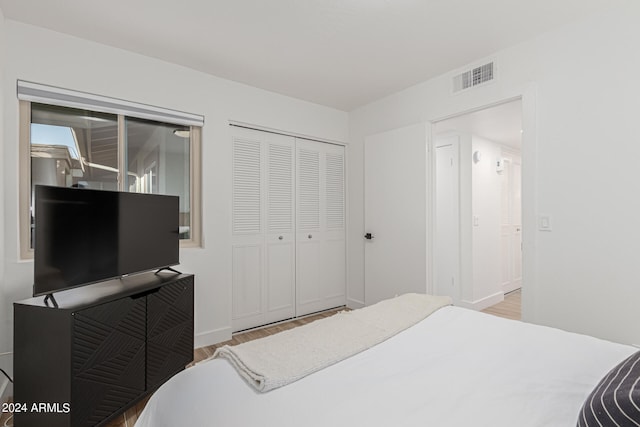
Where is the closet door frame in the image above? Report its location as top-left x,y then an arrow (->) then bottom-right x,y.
231,124 -> 348,330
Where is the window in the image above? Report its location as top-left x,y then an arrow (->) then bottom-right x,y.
19,85 -> 202,258
125,117 -> 193,240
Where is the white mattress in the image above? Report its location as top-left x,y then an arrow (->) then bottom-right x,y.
135,307 -> 635,427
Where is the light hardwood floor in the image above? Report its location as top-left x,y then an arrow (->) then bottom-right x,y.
1,293 -> 521,427
481,289 -> 522,321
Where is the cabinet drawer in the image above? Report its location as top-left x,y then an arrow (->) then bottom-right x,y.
146,277 -> 194,388
72,297 -> 146,426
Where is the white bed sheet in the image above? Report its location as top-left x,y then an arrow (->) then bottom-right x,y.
135,307 -> 635,427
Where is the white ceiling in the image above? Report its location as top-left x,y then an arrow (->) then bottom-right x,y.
0,0 -> 626,111
435,99 -> 522,149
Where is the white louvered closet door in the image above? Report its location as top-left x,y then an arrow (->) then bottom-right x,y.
296,139 -> 346,316
231,128 -> 296,332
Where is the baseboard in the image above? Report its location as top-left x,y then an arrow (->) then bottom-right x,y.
502,282 -> 522,294
346,298 -> 365,310
459,291 -> 504,311
194,327 -> 232,349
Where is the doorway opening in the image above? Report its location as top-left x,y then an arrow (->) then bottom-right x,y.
432,99 -> 522,319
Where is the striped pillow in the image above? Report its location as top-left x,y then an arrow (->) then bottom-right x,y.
577,351 -> 640,426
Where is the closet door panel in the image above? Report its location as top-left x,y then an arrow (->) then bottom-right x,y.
265,138 -> 296,323
266,239 -> 295,314
323,238 -> 346,300
296,237 -> 322,307
322,145 -> 346,308
232,128 -> 295,331
232,133 -> 264,331
325,149 -> 345,231
296,146 -> 321,231
296,140 -> 322,315
231,243 -> 263,330
296,140 -> 346,316
232,137 -> 262,236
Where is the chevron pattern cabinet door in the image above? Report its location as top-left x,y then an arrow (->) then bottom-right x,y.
14,272 -> 195,427
146,276 -> 194,389
72,297 -> 146,427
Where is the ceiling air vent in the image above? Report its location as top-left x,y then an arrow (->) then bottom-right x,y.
452,61 -> 495,93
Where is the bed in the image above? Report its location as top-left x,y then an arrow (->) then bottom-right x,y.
135,295 -> 639,427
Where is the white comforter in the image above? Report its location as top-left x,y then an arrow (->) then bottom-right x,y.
136,307 -> 635,427
213,293 -> 451,392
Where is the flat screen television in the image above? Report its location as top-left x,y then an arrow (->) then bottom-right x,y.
33,185 -> 180,297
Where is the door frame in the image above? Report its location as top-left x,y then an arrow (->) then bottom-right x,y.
228,123 -> 349,331
427,84 -> 537,321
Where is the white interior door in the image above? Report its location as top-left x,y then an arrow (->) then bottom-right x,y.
231,128 -> 296,331
264,136 -> 297,323
231,132 -> 263,331
296,139 -> 346,316
434,136 -> 460,302
500,152 -> 522,293
364,123 -> 428,306
512,160 -> 522,287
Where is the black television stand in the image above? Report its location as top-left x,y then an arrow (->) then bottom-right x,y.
14,271 -> 194,427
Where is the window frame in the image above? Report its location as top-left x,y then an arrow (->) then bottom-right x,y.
19,99 -> 202,260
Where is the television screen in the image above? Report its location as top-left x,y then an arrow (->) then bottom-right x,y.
34,185 -> 179,297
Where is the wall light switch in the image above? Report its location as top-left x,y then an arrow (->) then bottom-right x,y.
473,215 -> 479,226
538,215 -> 552,231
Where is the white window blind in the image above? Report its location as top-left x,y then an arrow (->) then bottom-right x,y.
17,80 -> 204,127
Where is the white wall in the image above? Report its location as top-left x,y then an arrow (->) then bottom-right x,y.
0,8 -> 6,348
349,2 -> 640,345
0,7 -> 12,399
1,20 -> 348,356
0,12 -> 4,318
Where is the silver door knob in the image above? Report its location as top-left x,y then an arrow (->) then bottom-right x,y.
278,236 -> 284,240
308,234 -> 313,239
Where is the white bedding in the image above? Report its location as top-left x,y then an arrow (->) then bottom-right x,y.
135,307 -> 635,427
213,293 -> 451,392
